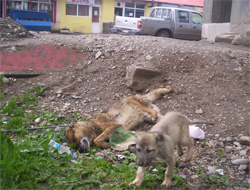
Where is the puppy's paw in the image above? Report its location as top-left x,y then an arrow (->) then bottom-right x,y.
161,178 -> 172,188
129,180 -> 142,187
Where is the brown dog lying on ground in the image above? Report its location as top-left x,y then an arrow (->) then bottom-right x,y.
65,87 -> 172,153
130,111 -> 214,187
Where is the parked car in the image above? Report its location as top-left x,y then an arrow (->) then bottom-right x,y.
112,7 -> 203,40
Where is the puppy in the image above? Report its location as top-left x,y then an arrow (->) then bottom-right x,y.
130,111 -> 214,187
65,87 -> 173,153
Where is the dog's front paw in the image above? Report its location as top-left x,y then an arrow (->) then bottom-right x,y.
161,178 -> 172,188
129,180 -> 142,187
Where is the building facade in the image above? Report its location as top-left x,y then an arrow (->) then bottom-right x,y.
1,0 -> 204,34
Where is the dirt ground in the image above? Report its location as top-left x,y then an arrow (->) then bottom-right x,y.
1,32 -> 250,189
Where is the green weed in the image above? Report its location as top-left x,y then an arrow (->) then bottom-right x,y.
201,174 -> 230,186
33,86 -> 47,96
218,151 -> 225,158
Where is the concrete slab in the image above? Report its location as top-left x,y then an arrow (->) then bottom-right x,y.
215,33 -> 237,44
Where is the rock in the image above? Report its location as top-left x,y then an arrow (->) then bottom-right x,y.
178,161 -> 187,168
191,175 -> 199,180
35,118 -> 41,123
95,51 -> 102,59
239,136 -> 250,146
95,152 -> 105,157
232,159 -> 249,165
54,127 -> 62,132
242,179 -> 250,185
125,65 -> 161,91
239,150 -> 247,156
195,108 -> 203,114
146,55 -> 152,61
238,164 -> 248,171
2,77 -> 9,84
207,166 -> 216,175
72,95 -> 83,99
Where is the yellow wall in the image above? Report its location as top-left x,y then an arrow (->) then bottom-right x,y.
60,0 -> 92,33
145,2 -> 158,17
102,0 -> 115,23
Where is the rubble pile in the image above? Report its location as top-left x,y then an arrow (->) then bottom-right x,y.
0,17 -> 33,42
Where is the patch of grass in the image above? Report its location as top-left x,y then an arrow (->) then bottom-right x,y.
201,174 -> 230,186
39,110 -> 65,125
33,86 -> 47,96
218,151 -> 225,158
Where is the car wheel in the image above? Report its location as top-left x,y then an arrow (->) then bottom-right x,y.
156,30 -> 170,38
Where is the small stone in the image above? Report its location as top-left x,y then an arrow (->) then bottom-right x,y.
215,134 -> 220,138
94,152 -> 105,157
225,146 -> 234,151
226,136 -> 233,142
195,108 -> 203,114
178,161 -> 187,168
207,166 -> 216,175
72,95 -> 83,99
238,164 -> 248,171
35,118 -> 41,123
54,127 -> 62,132
70,160 -> 78,164
2,77 -> 9,84
146,55 -> 152,61
191,175 -> 199,180
95,51 -> 102,59
239,150 -> 247,156
239,136 -> 250,146
232,159 -> 249,165
242,179 -> 250,185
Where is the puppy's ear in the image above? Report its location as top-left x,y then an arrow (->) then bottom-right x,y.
156,133 -> 164,142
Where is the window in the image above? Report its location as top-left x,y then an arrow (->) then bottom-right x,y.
66,4 -> 77,16
124,2 -> 144,18
178,11 -> 189,23
149,9 -> 155,17
192,12 -> 202,24
79,5 -> 89,16
6,0 -> 54,21
162,9 -> 172,19
155,9 -> 162,18
66,3 -> 89,16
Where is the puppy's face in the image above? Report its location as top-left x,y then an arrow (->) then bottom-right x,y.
135,132 -> 164,167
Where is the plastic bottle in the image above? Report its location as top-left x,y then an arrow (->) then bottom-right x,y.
49,140 -> 76,159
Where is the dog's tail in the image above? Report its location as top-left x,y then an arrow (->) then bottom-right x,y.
190,119 -> 215,126
142,87 -> 173,103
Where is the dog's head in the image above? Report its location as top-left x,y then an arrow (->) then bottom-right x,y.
135,132 -> 165,167
65,122 -> 92,153
77,137 -> 90,153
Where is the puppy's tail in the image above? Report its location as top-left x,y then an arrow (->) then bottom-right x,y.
143,87 -> 173,103
190,119 -> 215,126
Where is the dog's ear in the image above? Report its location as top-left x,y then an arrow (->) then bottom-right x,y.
156,133 -> 164,142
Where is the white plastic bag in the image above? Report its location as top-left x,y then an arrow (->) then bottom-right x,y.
189,125 -> 205,139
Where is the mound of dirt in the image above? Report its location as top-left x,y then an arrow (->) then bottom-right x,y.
0,17 -> 33,42
1,34 -> 249,189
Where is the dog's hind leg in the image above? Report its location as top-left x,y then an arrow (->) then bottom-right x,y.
142,87 -> 173,103
161,154 -> 176,187
184,138 -> 194,162
177,143 -> 184,156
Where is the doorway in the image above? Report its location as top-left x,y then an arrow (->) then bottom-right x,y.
91,6 -> 101,33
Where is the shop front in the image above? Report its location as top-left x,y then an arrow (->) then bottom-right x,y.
1,0 -> 153,33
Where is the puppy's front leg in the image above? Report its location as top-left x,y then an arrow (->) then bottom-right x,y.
129,166 -> 146,187
161,155 -> 176,187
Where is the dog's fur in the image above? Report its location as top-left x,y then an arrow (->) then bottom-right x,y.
65,87 -> 172,152
130,111 -> 214,187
